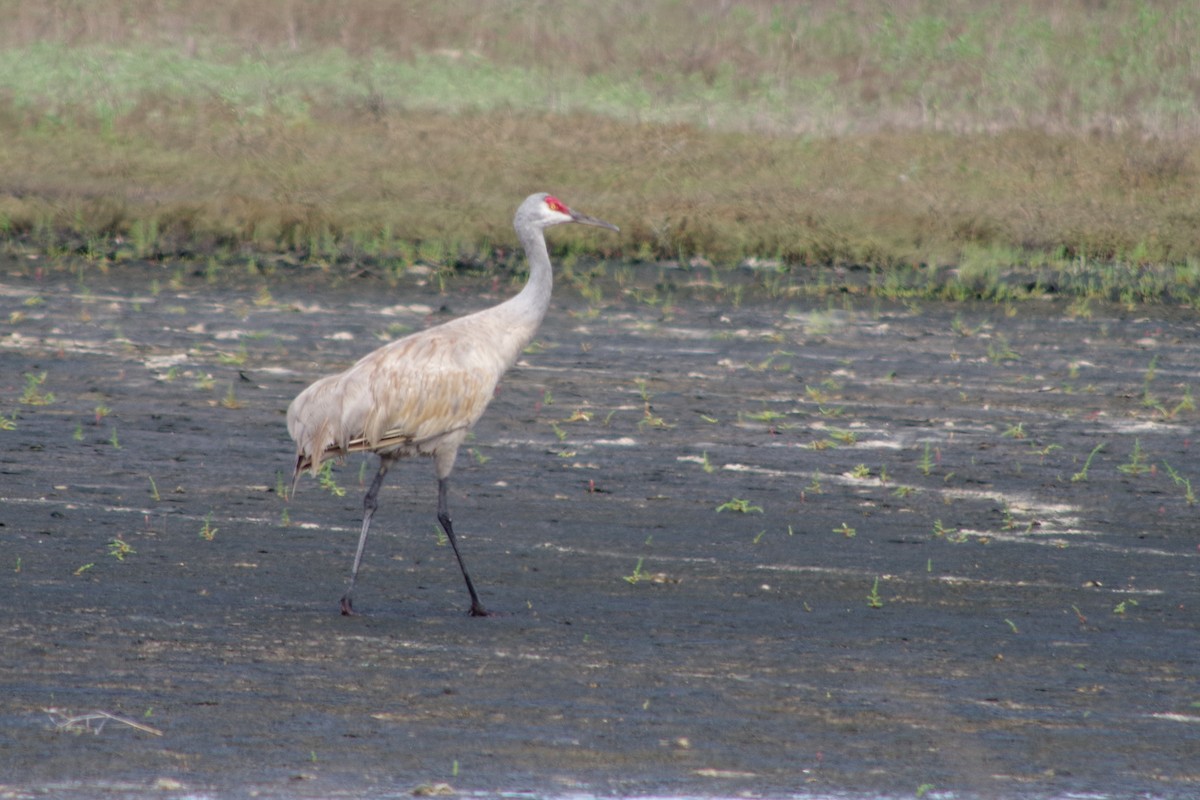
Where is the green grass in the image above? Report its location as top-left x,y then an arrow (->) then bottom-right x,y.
1,1 -> 1199,301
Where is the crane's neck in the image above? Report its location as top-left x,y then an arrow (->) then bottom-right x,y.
506,222 -> 554,330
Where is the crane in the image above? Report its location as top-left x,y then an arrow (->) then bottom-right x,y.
287,193 -> 619,616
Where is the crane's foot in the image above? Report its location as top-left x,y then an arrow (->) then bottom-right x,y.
468,602 -> 498,618
340,595 -> 359,616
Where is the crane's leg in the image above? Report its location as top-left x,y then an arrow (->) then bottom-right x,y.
437,477 -> 491,617
341,457 -> 392,616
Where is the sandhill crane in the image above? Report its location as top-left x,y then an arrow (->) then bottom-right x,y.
287,193 -> 618,616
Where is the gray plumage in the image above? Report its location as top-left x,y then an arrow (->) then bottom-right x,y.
287,193 -> 618,616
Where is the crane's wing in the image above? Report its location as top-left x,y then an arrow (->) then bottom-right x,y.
288,327 -> 503,477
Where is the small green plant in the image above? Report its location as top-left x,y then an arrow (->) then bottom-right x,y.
1162,461 -> 1196,505
987,334 -> 1020,363
108,426 -> 121,449
1002,422 -> 1026,439
1117,438 -> 1151,476
107,536 -> 135,561
849,464 -> 871,479
217,345 -> 248,366
72,422 -> 83,441
199,512 -> 218,541
0,412 -> 16,431
700,451 -> 715,473
1113,598 -> 1139,615
1140,354 -> 1159,408
932,519 -> 964,542
919,442 -> 935,476
827,428 -> 857,445
74,563 -> 95,576
148,476 -> 161,502
866,577 -> 884,608
1071,442 -> 1105,482
716,498 -> 763,514
623,557 -> 647,584
221,383 -> 241,409
832,522 -> 856,537
1004,618 -> 1019,633
317,461 -> 346,497
20,372 -> 55,405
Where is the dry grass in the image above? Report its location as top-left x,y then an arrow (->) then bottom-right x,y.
1,1 -> 1199,300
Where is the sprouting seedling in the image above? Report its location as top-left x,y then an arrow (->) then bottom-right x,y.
849,464 -> 871,479
1162,461 -> 1196,505
833,522 -> 856,537
1140,354 -> 1159,408
866,577 -> 883,608
0,412 -> 16,431
148,476 -> 161,502
109,426 -> 121,449
107,537 -> 135,561
471,448 -> 490,465
221,383 -> 241,409
919,442 -> 934,476
542,388 -> 554,406
72,422 -> 83,441
550,421 -> 567,441
199,512 -> 218,541
1071,442 -> 1105,482
623,557 -> 647,585
20,372 -> 55,405
1117,438 -> 1151,476
828,428 -> 857,445
1113,598 -> 1139,615
700,451 -> 715,473
1002,422 -> 1026,439
986,335 -> 1020,363
716,498 -> 763,514
93,404 -> 111,424
932,519 -> 963,542
1004,618 -> 1019,633
317,461 -> 345,497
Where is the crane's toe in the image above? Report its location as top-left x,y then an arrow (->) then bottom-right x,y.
340,595 -> 359,616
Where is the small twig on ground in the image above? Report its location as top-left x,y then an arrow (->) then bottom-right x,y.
45,707 -> 163,736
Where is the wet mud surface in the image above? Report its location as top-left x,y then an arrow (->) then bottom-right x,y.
1,261 -> 1198,799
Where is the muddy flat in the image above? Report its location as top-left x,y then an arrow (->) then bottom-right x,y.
1,260 -> 1197,799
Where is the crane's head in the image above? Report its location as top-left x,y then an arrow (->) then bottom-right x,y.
518,192 -> 619,233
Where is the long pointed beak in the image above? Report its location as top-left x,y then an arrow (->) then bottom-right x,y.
570,209 -> 620,233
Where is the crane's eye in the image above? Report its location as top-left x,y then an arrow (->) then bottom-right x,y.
545,196 -> 569,215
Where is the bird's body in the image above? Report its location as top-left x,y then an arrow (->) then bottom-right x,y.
287,193 -> 618,616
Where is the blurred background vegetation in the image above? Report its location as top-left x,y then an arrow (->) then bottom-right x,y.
0,1 -> 1198,299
